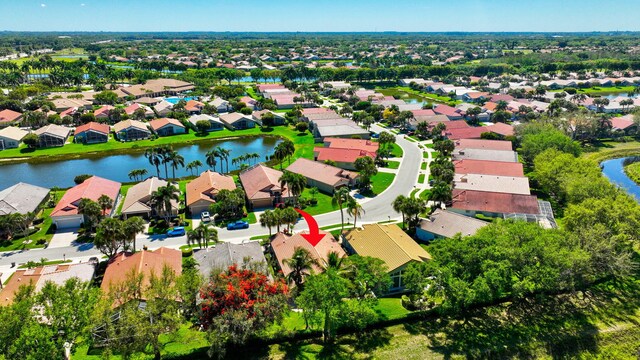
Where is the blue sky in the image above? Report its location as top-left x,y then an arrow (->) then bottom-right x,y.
1,0 -> 639,32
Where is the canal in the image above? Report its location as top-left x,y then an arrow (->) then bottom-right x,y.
0,137 -> 280,189
601,157 -> 640,201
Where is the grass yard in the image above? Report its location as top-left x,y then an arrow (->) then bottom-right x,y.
301,188 -> 338,215
0,207 -> 57,252
421,162 -> 427,170
418,174 -> 426,184
389,143 -> 404,158
370,172 -> 396,195
574,85 -> 637,95
423,151 -> 430,159
18,259 -> 72,269
0,125 -> 316,165
624,160 -> 640,185
583,140 -> 640,163
384,160 -> 400,169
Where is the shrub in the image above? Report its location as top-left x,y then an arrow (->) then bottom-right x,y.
182,248 -> 193,257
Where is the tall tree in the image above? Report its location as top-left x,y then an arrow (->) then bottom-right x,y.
283,246 -> 319,288
150,185 -> 180,221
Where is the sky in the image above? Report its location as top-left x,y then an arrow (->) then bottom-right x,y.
1,0 -> 639,33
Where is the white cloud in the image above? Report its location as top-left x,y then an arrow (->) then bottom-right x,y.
40,3 -> 46,7
81,3 -> 85,6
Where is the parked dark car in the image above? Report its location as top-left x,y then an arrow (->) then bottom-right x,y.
227,221 -> 249,230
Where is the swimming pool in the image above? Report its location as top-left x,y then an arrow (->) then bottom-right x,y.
165,96 -> 197,104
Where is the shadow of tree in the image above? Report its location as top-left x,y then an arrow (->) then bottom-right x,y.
402,279 -> 640,359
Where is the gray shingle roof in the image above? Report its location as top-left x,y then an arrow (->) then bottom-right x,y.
0,182 -> 50,215
192,242 -> 267,277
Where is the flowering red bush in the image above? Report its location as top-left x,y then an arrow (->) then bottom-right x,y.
199,265 -> 289,329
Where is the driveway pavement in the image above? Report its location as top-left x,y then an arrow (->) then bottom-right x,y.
47,228 -> 80,249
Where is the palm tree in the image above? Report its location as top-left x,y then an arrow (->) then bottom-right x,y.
346,198 -> 365,228
186,160 -> 203,176
331,187 -> 352,234
393,195 -> 408,227
123,217 -> 146,252
189,223 -> 218,249
260,210 -> 278,237
326,251 -> 347,272
283,246 -> 319,288
150,185 -> 180,221
187,229 -> 201,249
144,147 -> 162,178
205,148 -> 219,173
128,168 -> 148,182
158,145 -> 173,179
279,171 -> 307,206
97,194 -> 113,217
166,150 -> 185,180
218,147 -> 231,173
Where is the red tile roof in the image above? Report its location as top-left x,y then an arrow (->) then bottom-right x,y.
454,159 -> 524,177
302,107 -> 332,115
410,109 -> 436,117
51,176 -> 121,217
185,100 -> 205,112
148,118 -> 185,131
0,109 -> 22,123
489,94 -> 514,103
271,231 -> 346,277
94,105 -> 114,118
314,147 -> 375,163
443,121 -> 471,130
433,104 -> 462,118
75,122 -> 110,135
611,116 -> 635,130
487,123 -> 515,136
445,127 -> 486,140
257,84 -> 287,92
324,137 -> 379,153
450,189 -> 539,215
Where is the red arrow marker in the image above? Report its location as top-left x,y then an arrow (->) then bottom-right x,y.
294,208 -> 324,247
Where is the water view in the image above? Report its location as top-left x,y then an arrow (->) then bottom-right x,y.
601,157 -> 640,201
0,137 -> 280,189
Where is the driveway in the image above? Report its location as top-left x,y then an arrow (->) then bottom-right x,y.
47,228 -> 80,249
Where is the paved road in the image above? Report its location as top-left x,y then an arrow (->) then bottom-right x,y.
0,125 -> 420,266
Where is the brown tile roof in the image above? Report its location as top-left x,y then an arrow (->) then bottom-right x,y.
121,177 -> 178,215
270,231 -> 345,277
314,147 -> 374,163
100,247 -> 182,298
455,139 -> 513,151
454,159 -> 524,177
487,123 -> 515,136
239,164 -> 290,202
450,189 -> 539,215
323,138 -> 379,153
186,170 -> 236,207
343,224 -> 431,272
112,119 -> 150,133
286,158 -> 358,188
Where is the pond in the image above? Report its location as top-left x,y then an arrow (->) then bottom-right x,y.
0,137 -> 280,189
602,93 -> 638,100
601,157 -> 640,201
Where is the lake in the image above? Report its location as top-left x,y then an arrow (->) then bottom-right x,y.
601,157 -> 640,201
0,137 -> 280,189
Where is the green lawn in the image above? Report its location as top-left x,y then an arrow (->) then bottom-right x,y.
18,259 -> 71,269
384,160 -> 400,169
418,174 -> 426,184
574,85 -> 637,95
370,172 -> 396,195
301,188 -> 338,216
0,207 -> 57,252
423,151 -> 430,159
389,143 -> 403,158
583,140 -> 640,163
421,162 -> 427,170
0,125 -> 316,164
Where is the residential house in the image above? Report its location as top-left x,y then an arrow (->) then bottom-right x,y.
93,105 -> 114,121
239,164 -> 292,209
124,103 -> 154,118
450,189 -> 540,218
611,115 -> 637,135
252,110 -> 286,126
113,120 -> 151,141
118,79 -> 194,99
486,123 -> 515,137
454,159 -> 524,177
342,224 -> 431,292
186,170 -> 236,215
100,248 -> 181,303
407,114 -> 450,131
51,176 -> 121,229
417,209 -> 488,241
312,118 -> 370,140
462,92 -> 490,103
270,231 -> 345,279
153,100 -> 174,117
185,100 -> 205,115
0,182 -> 50,216
134,97 -> 162,107
209,97 -> 233,113
121,177 -> 179,219
35,124 -> 71,147
0,127 -> 28,149
149,118 -> 186,137
188,114 -> 224,132
50,98 -> 92,112
453,148 -> 519,163
193,242 -> 268,276
454,139 -> 513,151
433,104 -> 464,120
0,262 -> 96,306
454,173 -> 531,195
0,109 -> 23,127
219,112 -> 255,130
286,158 -> 359,194
313,148 -> 374,170
74,122 -> 110,144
